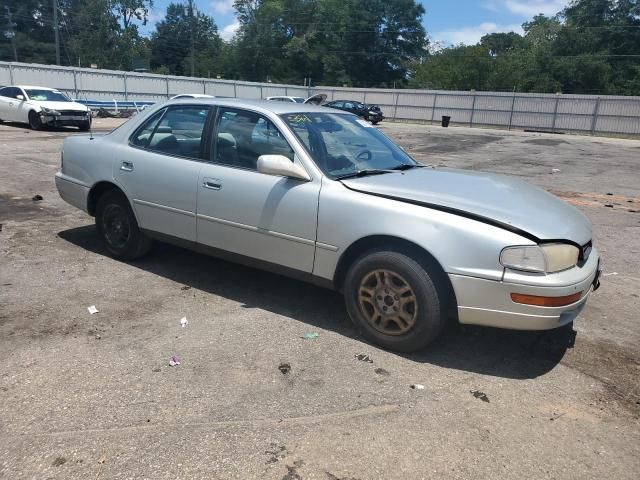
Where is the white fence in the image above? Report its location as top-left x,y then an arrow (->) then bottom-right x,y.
2,61 -> 639,137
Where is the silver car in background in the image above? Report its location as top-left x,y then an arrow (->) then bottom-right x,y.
55,99 -> 601,352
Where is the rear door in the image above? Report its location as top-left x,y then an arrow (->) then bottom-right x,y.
113,105 -> 211,242
0,87 -> 19,121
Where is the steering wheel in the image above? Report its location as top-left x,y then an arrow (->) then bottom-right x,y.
355,149 -> 372,165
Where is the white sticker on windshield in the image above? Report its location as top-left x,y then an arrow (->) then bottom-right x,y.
356,119 -> 374,128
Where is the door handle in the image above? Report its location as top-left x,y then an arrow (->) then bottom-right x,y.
120,161 -> 134,172
202,178 -> 222,190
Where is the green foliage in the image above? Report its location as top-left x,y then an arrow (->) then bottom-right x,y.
411,1 -> 640,95
1,0 -> 638,94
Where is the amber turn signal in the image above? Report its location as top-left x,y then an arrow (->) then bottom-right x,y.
510,291 -> 583,307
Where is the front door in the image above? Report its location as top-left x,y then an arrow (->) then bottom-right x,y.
196,107 -> 320,273
114,105 -> 211,242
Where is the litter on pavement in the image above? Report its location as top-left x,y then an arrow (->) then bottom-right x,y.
278,363 -> 291,375
169,355 -> 182,366
32,194 -> 43,201
302,332 -> 319,340
470,390 -> 490,403
87,305 -> 99,315
180,317 -> 188,327
355,353 -> 373,363
410,384 -> 425,390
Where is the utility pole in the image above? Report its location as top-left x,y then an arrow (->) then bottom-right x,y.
188,0 -> 195,77
52,0 -> 60,65
3,6 -> 18,62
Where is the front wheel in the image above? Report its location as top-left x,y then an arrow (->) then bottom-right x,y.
344,250 -> 446,352
28,111 -> 42,130
78,119 -> 91,131
95,189 -> 152,260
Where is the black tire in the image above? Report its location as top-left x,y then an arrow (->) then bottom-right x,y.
78,119 -> 91,131
95,189 -> 152,260
344,250 -> 446,352
371,120 -> 380,125
28,111 -> 42,130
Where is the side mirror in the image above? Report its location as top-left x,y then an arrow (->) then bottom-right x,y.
16,95 -> 24,101
257,155 -> 311,181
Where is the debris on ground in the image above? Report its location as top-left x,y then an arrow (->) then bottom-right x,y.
410,384 -> 425,390
180,286 -> 191,291
94,334 -> 101,340
551,168 -> 561,174
470,390 -> 490,403
32,194 -> 43,201
550,412 -> 566,421
605,204 -> 614,208
302,332 -> 319,340
374,368 -> 391,376
603,272 -> 618,276
169,355 -> 182,367
52,457 -> 67,467
355,353 -> 373,363
606,193 -> 613,196
152,367 -> 161,373
180,317 -> 188,328
97,454 -> 106,464
278,363 -> 291,375
87,305 -> 99,315
0,223 -> 3,232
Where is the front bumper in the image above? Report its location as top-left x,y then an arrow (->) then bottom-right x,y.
450,249 -> 601,330
41,113 -> 90,127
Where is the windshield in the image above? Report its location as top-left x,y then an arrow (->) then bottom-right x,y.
25,89 -> 71,102
281,112 -> 416,178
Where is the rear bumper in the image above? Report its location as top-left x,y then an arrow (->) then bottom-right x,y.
55,172 -> 89,213
449,252 -> 601,330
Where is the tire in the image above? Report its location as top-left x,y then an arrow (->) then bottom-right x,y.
28,111 -> 42,130
344,250 -> 446,352
78,119 -> 91,131
371,120 -> 380,125
95,189 -> 152,260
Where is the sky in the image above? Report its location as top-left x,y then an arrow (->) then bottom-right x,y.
143,0 -> 571,45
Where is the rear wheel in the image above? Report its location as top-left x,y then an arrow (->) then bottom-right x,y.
78,119 -> 91,131
95,189 -> 152,260
344,250 -> 446,352
28,111 -> 42,130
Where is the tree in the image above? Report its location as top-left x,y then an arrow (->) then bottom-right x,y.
150,2 -> 222,77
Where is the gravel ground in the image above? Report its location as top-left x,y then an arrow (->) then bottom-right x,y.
1,117 -> 639,480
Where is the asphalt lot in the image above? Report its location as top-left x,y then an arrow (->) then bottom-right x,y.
1,117 -> 639,479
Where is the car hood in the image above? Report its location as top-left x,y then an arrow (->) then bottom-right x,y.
31,100 -> 88,112
341,167 -> 592,245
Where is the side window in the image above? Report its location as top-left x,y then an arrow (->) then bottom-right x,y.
130,110 -> 165,148
344,102 -> 354,109
147,106 -> 210,159
0,87 -> 8,98
213,108 -> 294,170
331,101 -> 343,108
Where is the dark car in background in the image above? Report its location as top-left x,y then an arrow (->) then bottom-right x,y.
324,100 -> 384,124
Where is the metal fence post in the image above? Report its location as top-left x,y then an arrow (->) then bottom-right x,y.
430,93 -> 438,124
72,68 -> 78,99
590,98 -> 601,136
202,79 -> 206,94
8,63 -> 14,84
551,94 -> 560,133
508,92 -> 516,131
260,84 -> 264,99
363,90 -> 367,105
469,92 -> 477,127
123,72 -> 128,101
165,76 -> 170,99
233,81 -> 237,98
393,91 -> 399,120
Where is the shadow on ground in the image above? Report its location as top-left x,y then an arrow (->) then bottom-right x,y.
59,225 -> 574,380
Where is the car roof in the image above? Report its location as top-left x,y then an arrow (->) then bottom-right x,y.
166,97 -> 351,115
15,85 -> 58,90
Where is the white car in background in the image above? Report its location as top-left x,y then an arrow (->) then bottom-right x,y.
170,94 -> 216,100
0,85 -> 91,130
267,94 -> 327,104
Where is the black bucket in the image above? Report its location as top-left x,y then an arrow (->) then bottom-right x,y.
441,116 -> 451,127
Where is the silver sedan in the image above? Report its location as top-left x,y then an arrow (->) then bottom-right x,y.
55,99 -> 601,352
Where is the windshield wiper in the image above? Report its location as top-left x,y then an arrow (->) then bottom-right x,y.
334,169 -> 397,180
391,164 -> 424,171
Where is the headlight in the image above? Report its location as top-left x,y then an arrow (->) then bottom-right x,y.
500,243 -> 579,273
41,107 -> 61,116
